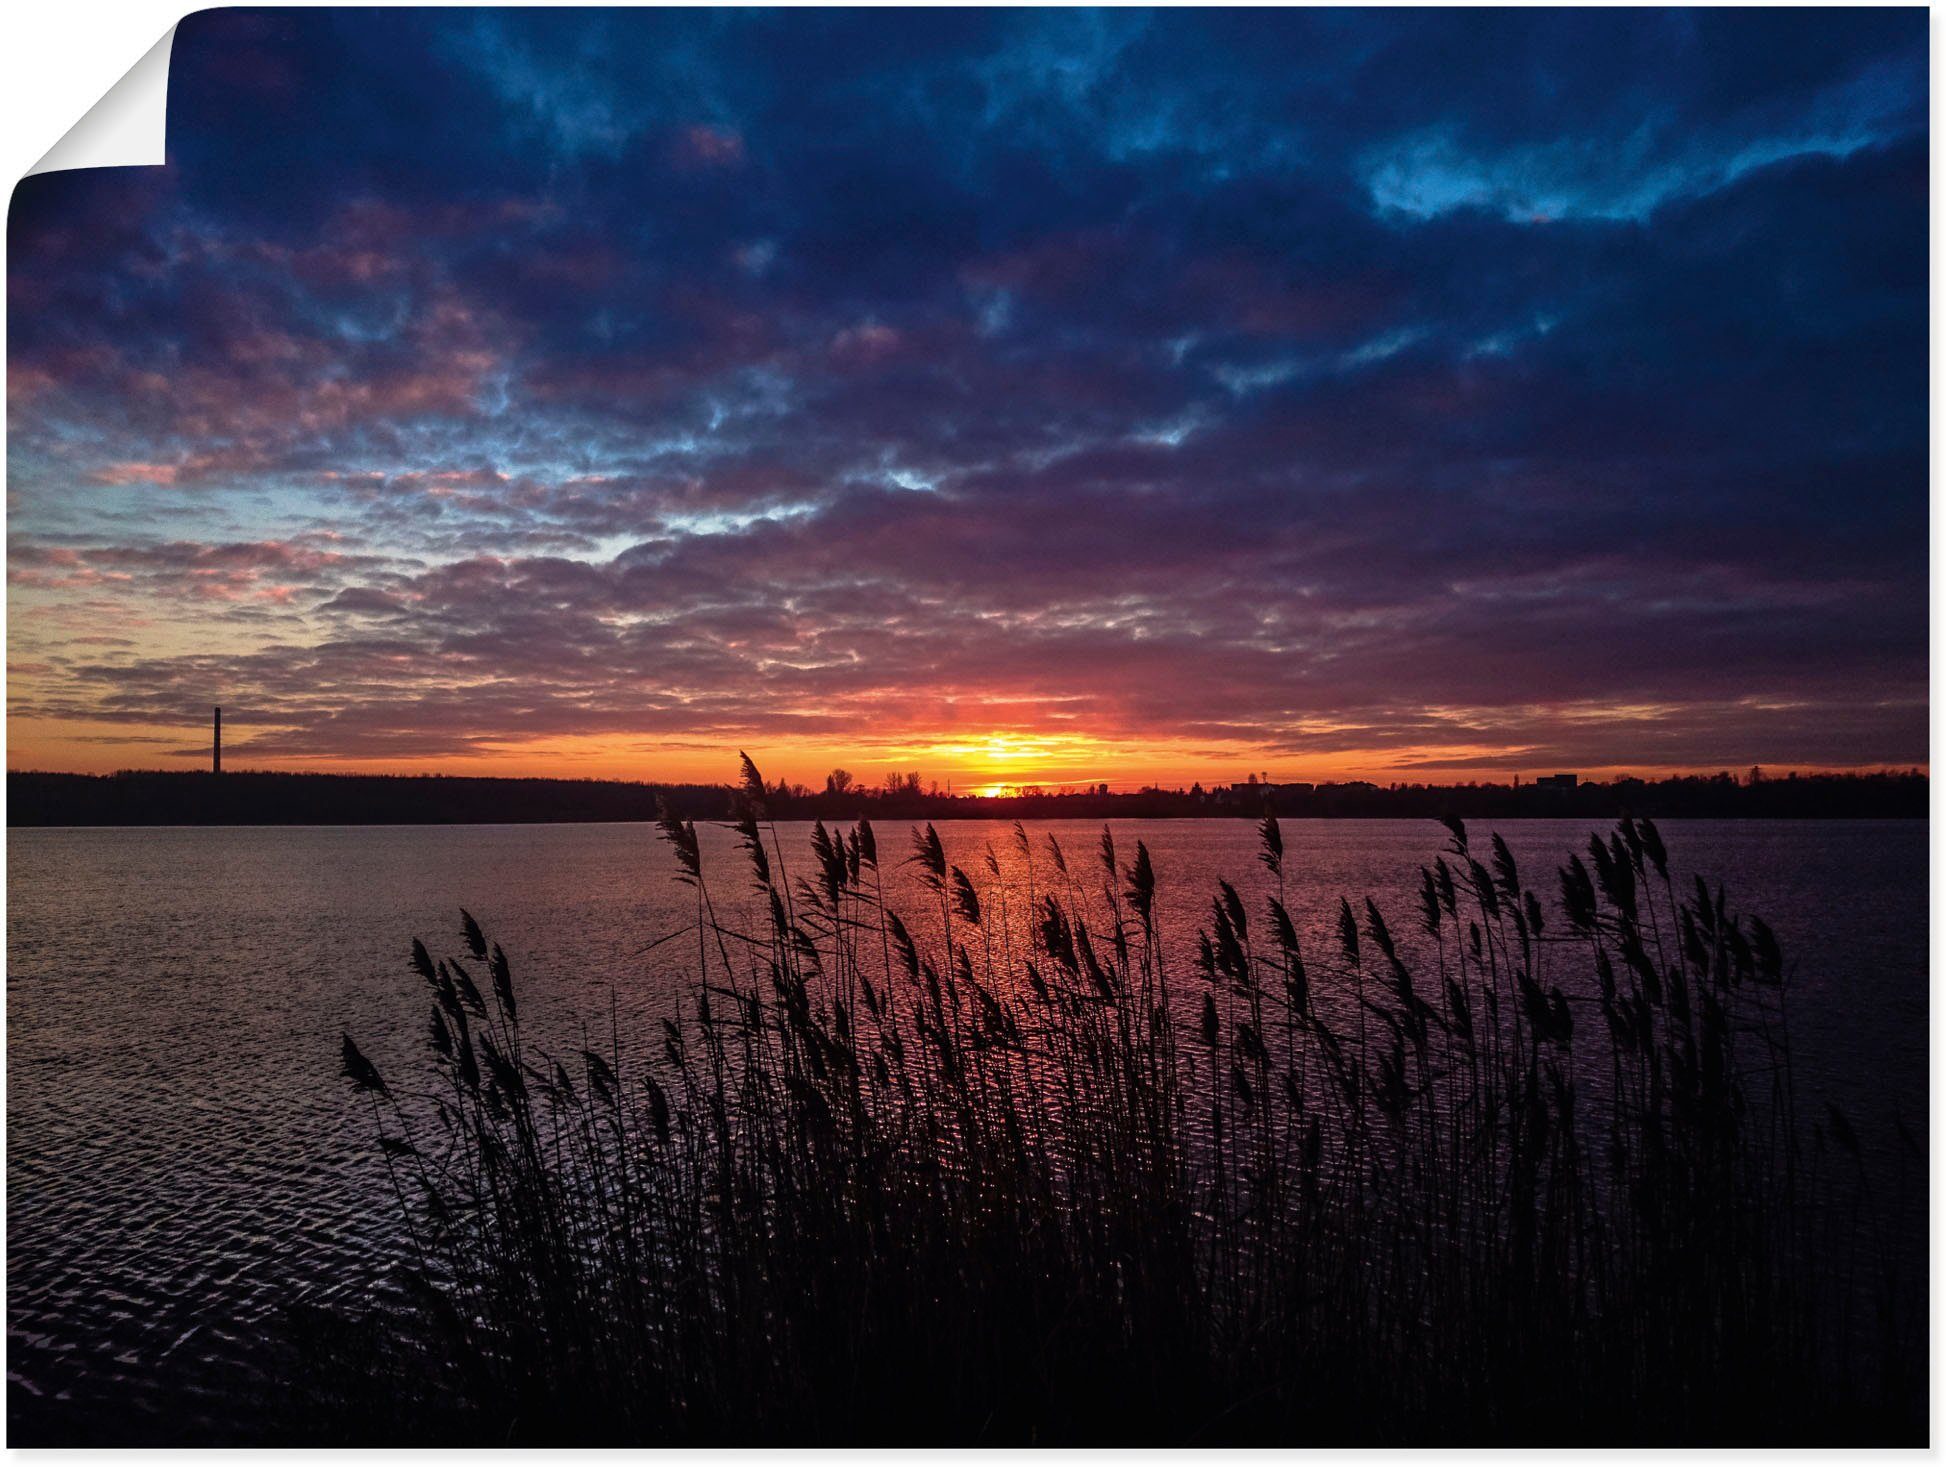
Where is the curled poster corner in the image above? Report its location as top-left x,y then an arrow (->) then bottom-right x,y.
26,25 -> 178,177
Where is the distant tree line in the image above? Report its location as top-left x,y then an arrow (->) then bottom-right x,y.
6,765 -> 1926,827
762,766 -> 1929,821
6,771 -> 730,827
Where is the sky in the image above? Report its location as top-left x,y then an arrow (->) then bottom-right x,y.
6,8 -> 1929,792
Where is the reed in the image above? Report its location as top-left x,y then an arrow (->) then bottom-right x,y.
312,759 -> 1922,1445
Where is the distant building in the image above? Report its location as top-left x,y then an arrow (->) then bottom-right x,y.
1533,773 -> 1578,790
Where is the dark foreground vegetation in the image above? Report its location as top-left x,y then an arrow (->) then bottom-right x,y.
301,756 -> 1925,1445
9,765 -> 1926,827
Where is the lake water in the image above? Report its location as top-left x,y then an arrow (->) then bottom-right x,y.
7,817 -> 1928,1441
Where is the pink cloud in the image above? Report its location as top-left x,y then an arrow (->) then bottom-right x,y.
93,462 -> 181,486
671,124 -> 746,169
830,322 -> 905,367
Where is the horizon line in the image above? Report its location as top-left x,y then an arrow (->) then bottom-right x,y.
8,763 -> 1930,792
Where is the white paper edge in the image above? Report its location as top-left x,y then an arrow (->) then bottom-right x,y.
26,24 -> 177,177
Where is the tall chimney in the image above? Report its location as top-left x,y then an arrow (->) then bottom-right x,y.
213,706 -> 222,775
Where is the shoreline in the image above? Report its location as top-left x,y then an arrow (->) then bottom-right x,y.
8,767 -> 1929,827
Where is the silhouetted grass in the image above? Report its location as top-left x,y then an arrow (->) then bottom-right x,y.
313,759 -> 1923,1445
